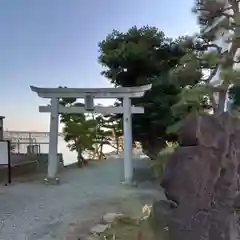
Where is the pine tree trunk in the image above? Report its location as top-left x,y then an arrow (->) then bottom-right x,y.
77,150 -> 85,167
217,90 -> 227,114
116,136 -> 120,154
142,140 -> 166,160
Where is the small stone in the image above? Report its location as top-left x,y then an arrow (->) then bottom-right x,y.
84,236 -> 99,240
90,224 -> 109,235
102,213 -> 124,223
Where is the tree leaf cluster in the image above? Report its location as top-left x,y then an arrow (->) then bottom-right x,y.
174,0 -> 240,114
99,26 -> 186,87
59,98 -> 122,162
98,26 -> 202,159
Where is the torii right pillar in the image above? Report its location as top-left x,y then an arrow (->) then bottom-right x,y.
123,97 -> 133,184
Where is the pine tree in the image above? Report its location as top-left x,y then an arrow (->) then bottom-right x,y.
171,0 -> 240,118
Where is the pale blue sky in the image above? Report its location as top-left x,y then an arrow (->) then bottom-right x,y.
0,0 -> 198,131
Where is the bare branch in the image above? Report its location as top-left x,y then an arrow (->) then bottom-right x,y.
224,6 -> 235,11
204,43 -> 222,54
217,89 -> 228,114
207,84 -> 229,92
229,39 -> 239,60
221,12 -> 234,18
196,6 -> 233,12
207,67 -> 219,83
197,2 -> 234,26
229,0 -> 240,12
209,93 -> 218,112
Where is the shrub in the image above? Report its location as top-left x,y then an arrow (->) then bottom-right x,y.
152,142 -> 178,179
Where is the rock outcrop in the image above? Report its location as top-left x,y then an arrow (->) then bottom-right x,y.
159,113 -> 240,240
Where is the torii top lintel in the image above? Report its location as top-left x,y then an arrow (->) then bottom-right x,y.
30,84 -> 152,99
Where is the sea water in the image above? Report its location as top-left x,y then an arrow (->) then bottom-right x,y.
16,136 -> 116,166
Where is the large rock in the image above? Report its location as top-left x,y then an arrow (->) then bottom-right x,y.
160,113 -> 240,240
90,224 -> 109,235
150,200 -> 178,240
178,114 -> 199,146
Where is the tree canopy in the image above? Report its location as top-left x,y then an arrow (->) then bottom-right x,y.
98,26 -> 199,159
61,2 -> 240,160
59,98 -> 122,165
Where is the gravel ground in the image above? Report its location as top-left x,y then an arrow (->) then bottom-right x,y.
0,158 -> 165,240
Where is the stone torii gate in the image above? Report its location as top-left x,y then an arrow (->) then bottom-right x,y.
30,84 -> 151,184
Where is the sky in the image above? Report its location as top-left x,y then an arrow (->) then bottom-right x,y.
0,0 -> 198,132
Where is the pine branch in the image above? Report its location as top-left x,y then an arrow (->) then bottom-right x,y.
229,0 -> 240,12
204,43 -> 222,53
207,67 -> 219,83
209,92 -> 218,112
197,6 -> 233,17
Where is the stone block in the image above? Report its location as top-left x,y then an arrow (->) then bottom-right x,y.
90,224 -> 109,235
102,213 -> 124,224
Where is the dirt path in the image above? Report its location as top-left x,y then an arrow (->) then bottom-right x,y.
0,158 -> 165,240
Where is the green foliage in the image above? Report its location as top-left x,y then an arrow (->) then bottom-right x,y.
59,98 -> 119,161
152,142 -> 178,179
98,26 -> 197,159
98,26 -> 187,87
60,101 -> 95,161
221,68 -> 240,85
186,0 -> 240,115
171,85 -> 211,112
131,75 -> 181,158
169,35 -> 234,115
166,84 -> 211,133
101,114 -> 123,153
193,0 -> 228,27
229,86 -> 240,107
62,115 -> 95,152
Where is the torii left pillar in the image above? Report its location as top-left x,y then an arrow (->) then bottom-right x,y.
44,97 -> 59,185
